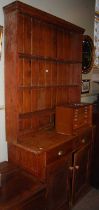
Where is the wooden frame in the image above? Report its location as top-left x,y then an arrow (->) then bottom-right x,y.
82,35 -> 94,74
81,79 -> 90,94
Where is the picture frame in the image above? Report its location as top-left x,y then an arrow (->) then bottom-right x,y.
81,79 -> 90,94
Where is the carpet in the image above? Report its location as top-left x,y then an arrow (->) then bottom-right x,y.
72,188 -> 99,210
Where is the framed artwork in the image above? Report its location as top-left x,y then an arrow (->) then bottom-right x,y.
81,80 -> 90,94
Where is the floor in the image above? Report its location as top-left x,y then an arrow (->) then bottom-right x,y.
72,188 -> 99,210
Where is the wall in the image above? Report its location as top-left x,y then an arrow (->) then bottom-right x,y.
0,0 -> 95,162
81,0 -> 99,103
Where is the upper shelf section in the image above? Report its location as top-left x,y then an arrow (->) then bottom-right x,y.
4,9 -> 83,61
3,1 -> 85,34
4,1 -> 85,141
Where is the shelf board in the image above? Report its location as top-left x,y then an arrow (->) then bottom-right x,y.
19,108 -> 55,119
18,84 -> 80,89
18,53 -> 82,64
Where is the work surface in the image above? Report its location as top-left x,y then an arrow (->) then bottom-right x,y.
17,129 -> 77,153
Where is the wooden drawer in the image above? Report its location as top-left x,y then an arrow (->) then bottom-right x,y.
79,128 -> 92,144
73,127 -> 92,150
56,104 -> 92,135
46,138 -> 75,165
8,134 -> 77,180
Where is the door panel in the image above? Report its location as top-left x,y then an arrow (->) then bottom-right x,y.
46,156 -> 71,210
72,144 -> 90,204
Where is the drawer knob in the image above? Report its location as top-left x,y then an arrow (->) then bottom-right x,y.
75,165 -> 79,170
58,150 -> 64,156
69,166 -> 74,171
82,139 -> 85,143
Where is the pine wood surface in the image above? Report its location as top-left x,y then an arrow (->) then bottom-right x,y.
0,162 -> 45,210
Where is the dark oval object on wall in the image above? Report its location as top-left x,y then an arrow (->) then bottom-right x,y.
82,35 -> 94,74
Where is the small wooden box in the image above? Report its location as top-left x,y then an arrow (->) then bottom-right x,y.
55,103 -> 92,135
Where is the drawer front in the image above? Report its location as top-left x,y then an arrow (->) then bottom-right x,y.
79,128 -> 92,145
73,106 -> 92,130
73,128 -> 92,149
46,139 -> 74,164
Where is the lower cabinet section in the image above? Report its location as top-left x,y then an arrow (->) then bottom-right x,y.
7,127 -> 93,210
46,155 -> 72,210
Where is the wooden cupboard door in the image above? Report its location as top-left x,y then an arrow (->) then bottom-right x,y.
46,156 -> 71,210
72,144 -> 90,204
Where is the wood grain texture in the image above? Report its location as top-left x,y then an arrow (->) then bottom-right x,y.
0,162 -> 45,210
3,2 -> 93,210
4,1 -> 84,142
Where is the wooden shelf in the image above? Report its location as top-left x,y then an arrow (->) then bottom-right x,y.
18,84 -> 80,89
4,0 -> 83,141
19,52 -> 82,64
